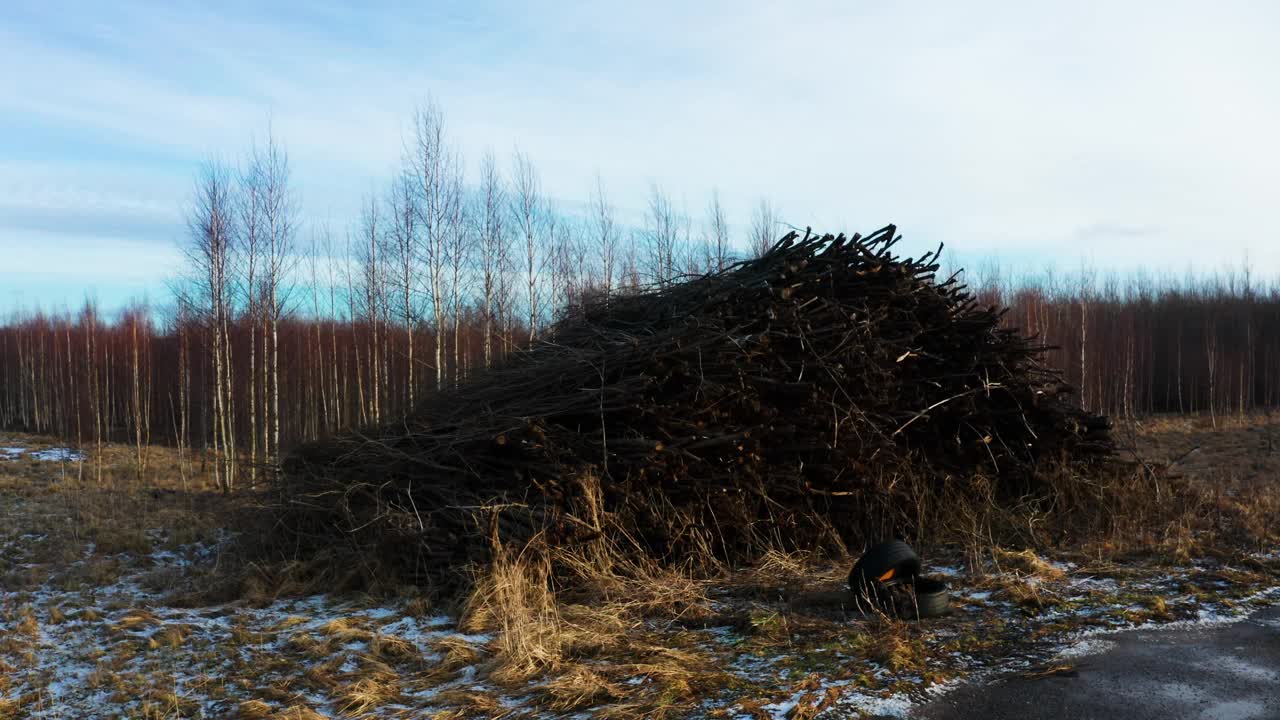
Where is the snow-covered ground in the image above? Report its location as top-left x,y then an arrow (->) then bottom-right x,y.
2,435 -> 1278,718
0,526 -> 514,718
1,445 -> 83,462
3,515 -> 1277,719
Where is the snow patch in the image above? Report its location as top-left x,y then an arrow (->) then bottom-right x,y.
30,448 -> 83,462
0,446 -> 83,462
1056,638 -> 1117,659
0,521 -> 515,719
761,694 -> 800,719
930,565 -> 963,578
842,692 -> 915,718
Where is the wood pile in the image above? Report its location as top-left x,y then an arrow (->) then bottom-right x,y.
275,226 -> 1113,593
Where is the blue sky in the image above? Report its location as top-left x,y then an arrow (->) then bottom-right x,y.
3,0 -> 1278,313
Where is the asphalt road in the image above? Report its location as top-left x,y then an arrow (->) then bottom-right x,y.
914,606 -> 1280,720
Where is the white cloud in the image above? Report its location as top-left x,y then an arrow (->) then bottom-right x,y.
1,0 -> 1278,311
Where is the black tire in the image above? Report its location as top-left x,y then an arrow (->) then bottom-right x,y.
848,540 -> 922,592
906,576 -> 950,618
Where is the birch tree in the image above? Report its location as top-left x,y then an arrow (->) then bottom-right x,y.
411,101 -> 457,390
183,160 -> 237,492
387,171 -> 418,410
511,149 -> 545,343
306,229 -> 331,434
643,183 -> 679,284
256,131 -> 296,464
476,151 -> 507,368
237,146 -> 264,478
705,189 -> 731,272
547,212 -> 571,316
356,195 -> 384,424
590,173 -> 619,297
748,198 -> 779,258
445,164 -> 470,385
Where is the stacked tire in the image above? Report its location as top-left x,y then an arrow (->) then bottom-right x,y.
848,540 -> 950,619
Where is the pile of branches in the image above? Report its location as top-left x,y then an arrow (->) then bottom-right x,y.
276,226 -> 1112,593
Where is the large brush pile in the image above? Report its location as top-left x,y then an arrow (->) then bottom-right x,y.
277,226 -> 1112,593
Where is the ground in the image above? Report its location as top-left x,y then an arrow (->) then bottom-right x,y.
0,416 -> 1277,719
917,605 -> 1280,720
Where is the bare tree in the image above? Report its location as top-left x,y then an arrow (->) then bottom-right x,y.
476,151 -> 508,368
387,171 -> 418,411
341,231 -> 367,426
748,198 -> 779,258
512,149 -> 545,343
1206,313 -> 1218,429
127,304 -> 151,480
175,294 -> 192,487
445,163 -> 471,386
411,101 -> 458,390
566,216 -> 589,307
256,130 -> 296,464
643,183 -> 679,284
237,146 -> 265,479
82,301 -> 102,483
546,212 -> 571,315
183,159 -> 238,492
1076,263 -> 1096,412
494,216 -> 519,358
306,229 -> 330,435
622,229 -> 641,292
590,173 -> 619,297
678,204 -> 698,276
705,189 -> 731,272
356,195 -> 385,424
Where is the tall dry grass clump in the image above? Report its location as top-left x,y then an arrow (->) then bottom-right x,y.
463,537 -> 564,683
447,474 -> 729,716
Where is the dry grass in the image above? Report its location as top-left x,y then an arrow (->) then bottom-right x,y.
436,415 -> 1280,716
3,414 -> 1279,719
458,511 -> 735,717
462,539 -> 567,683
536,666 -> 625,710
992,548 -> 1066,580
1132,412 -> 1280,493
0,433 -> 247,608
15,607 -> 40,638
337,670 -> 400,716
368,633 -> 417,663
426,690 -> 502,718
269,706 -> 328,720
867,627 -> 929,673
460,473 -> 715,705
318,617 -> 373,643
428,635 -> 482,679
237,699 -> 274,719
1020,663 -> 1076,680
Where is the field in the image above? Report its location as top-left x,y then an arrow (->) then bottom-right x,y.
1,417 -> 1279,719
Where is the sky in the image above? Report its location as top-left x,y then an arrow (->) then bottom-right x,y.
2,0 -> 1278,313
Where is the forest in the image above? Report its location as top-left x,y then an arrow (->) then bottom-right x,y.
2,102 -> 1278,489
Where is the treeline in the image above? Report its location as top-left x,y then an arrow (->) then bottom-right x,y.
2,99 -> 1278,486
0,100 -> 782,489
6,263 -> 1280,479
987,274 -> 1280,423
0,303 -> 516,483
